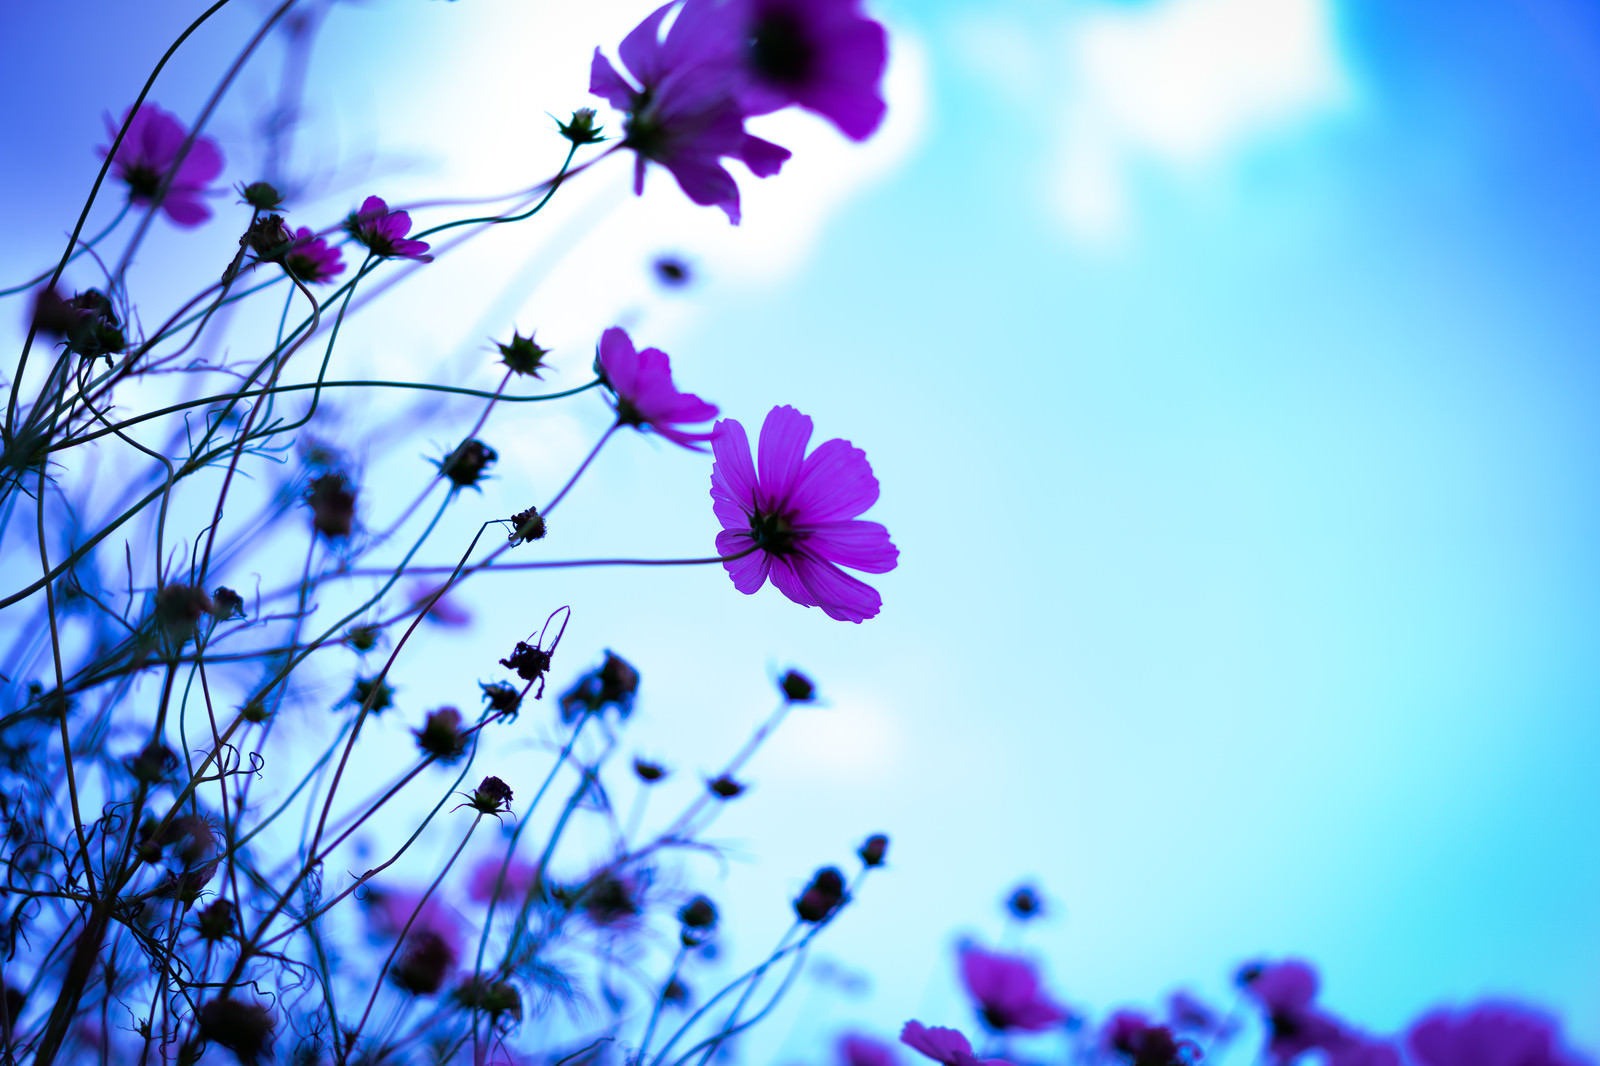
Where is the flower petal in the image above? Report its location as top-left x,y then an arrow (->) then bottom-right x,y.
789,436 -> 879,521
598,327 -> 640,397
803,520 -> 897,574
618,1 -> 676,84
793,555 -> 882,622
757,405 -> 812,508
716,530 -> 769,594
710,418 -> 758,508
767,555 -> 819,608
589,50 -> 637,111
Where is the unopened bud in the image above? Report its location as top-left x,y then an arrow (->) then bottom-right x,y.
793,866 -> 848,924
778,669 -> 815,703
857,834 -> 888,868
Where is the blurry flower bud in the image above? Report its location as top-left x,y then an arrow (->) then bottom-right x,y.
496,331 -> 552,378
155,584 -> 215,642
1006,885 -> 1043,921
707,774 -> 745,800
500,640 -> 553,683
31,286 -> 76,339
240,698 -> 272,724
414,707 -> 467,762
392,929 -> 456,995
454,976 -> 522,1021
43,288 -> 126,362
507,505 -> 548,545
480,681 -> 522,718
599,652 -> 639,705
346,676 -> 394,714
633,757 -> 667,783
1234,962 -> 1265,988
778,669 -> 816,703
198,997 -> 274,1065
125,741 -> 178,785
306,472 -> 356,538
558,108 -> 605,146
437,438 -> 497,489
793,866 -> 848,924
678,894 -> 718,945
579,869 -> 644,926
653,255 -> 691,287
662,977 -> 689,1007
243,213 -> 294,261
210,586 -> 246,621
857,834 -> 888,868
345,623 -> 380,652
238,181 -> 284,210
467,776 -> 514,815
163,814 -> 217,866
196,898 -> 236,942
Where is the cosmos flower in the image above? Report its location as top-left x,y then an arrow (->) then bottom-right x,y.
709,405 -> 898,623
735,0 -> 889,141
281,226 -> 345,284
958,944 -> 1070,1033
100,103 -> 225,227
1238,960 -> 1346,1064
345,195 -> 433,260
466,855 -> 541,904
596,327 -> 719,450
1408,1002 -> 1592,1066
899,1022 -> 1011,1066
839,1032 -> 902,1066
590,0 -> 790,223
1101,1011 -> 1202,1066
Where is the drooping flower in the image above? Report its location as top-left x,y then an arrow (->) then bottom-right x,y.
839,1032 -> 901,1066
362,888 -> 464,996
281,226 -> 346,284
100,103 -> 224,227
1407,1002 -> 1592,1066
345,195 -> 433,260
958,944 -> 1070,1033
735,0 -> 889,141
899,1022 -> 1011,1066
1238,959 -> 1346,1064
590,0 -> 791,223
709,405 -> 898,623
1102,1011 -> 1202,1066
596,327 -> 719,450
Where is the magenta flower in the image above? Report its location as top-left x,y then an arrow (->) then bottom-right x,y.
736,0 -> 889,141
958,944 -> 1069,1034
1328,1040 -> 1402,1066
597,327 -> 719,450
281,226 -> 345,284
1102,1011 -> 1202,1066
1239,959 -> 1346,1064
1408,1003 -> 1592,1066
466,855 -> 540,904
590,0 -> 791,223
899,1022 -> 1011,1066
839,1033 -> 902,1066
100,103 -> 224,227
709,406 -> 898,623
345,196 -> 433,261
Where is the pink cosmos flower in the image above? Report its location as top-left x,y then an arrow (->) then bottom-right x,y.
899,1022 -> 1011,1066
1328,1040 -> 1401,1066
1238,959 -> 1346,1064
958,944 -> 1070,1033
345,196 -> 433,261
597,327 -> 719,450
839,1032 -> 901,1066
1102,1011 -> 1202,1066
590,0 -> 791,223
736,0 -> 889,141
281,226 -> 345,284
466,855 -> 541,904
100,103 -> 224,227
709,406 -> 898,623
1408,1003 -> 1592,1066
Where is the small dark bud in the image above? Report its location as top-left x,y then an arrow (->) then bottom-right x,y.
195,898 -> 236,942
599,652 -> 640,703
198,997 -> 275,1065
243,213 -> 295,261
1006,885 -> 1043,921
778,669 -> 816,703
558,108 -> 605,146
578,870 -> 643,926
239,181 -> 284,210
480,681 -> 522,717
126,741 -> 178,785
633,758 -> 667,783
210,587 -> 246,621
1234,962 -> 1264,988
414,707 -> 467,763
346,676 -> 394,714
163,814 -> 217,866
559,650 -> 640,722
31,286 -> 76,338
793,866 -> 848,924
662,977 -> 689,1007
437,438 -> 497,489
306,472 -> 357,538
42,288 -> 126,361
136,815 -> 164,864
392,930 -> 456,995
496,331 -> 553,378
507,505 -> 547,544
240,698 -> 272,724
346,623 -> 380,652
857,834 -> 888,868
707,774 -> 745,800
155,584 -> 215,641
454,976 -> 522,1021
500,640 -> 553,683
467,776 -> 514,815
653,255 -> 691,287
678,895 -> 718,945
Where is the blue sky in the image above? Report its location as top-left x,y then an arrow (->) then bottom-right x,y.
3,0 -> 1599,1060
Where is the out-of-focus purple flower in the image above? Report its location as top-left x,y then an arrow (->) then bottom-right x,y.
709,405 -> 897,623
839,1032 -> 901,1066
363,888 -> 463,995
1328,1039 -> 1402,1066
100,103 -> 224,227
899,1022 -> 1011,1066
1239,959 -> 1346,1064
1103,1011 -> 1202,1066
282,226 -> 345,284
1167,991 -> 1236,1040
1408,1002 -> 1593,1066
735,0 -> 889,141
467,855 -> 541,904
958,944 -> 1070,1034
345,195 -> 433,260
590,0 -> 790,223
597,327 -> 719,450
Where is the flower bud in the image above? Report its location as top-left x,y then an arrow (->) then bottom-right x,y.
633,757 -> 667,783
507,505 -> 548,544
238,181 -> 284,210
345,623 -> 380,652
793,866 -> 848,924
454,976 -> 522,1021
706,774 -> 745,800
857,834 -> 888,868
678,895 -> 718,946
1006,885 -> 1043,921
210,587 -> 246,621
345,676 -> 394,714
197,997 -> 274,1065
392,930 -> 456,995
155,584 -> 215,642
467,776 -> 514,815
437,438 -> 497,489
496,331 -> 552,378
778,669 -> 815,703
243,213 -> 295,261
306,472 -> 356,538
654,255 -> 691,287
558,108 -> 605,146
125,741 -> 177,785
479,681 -> 522,717
500,640 -> 552,683
414,707 -> 467,762
195,898 -> 236,942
